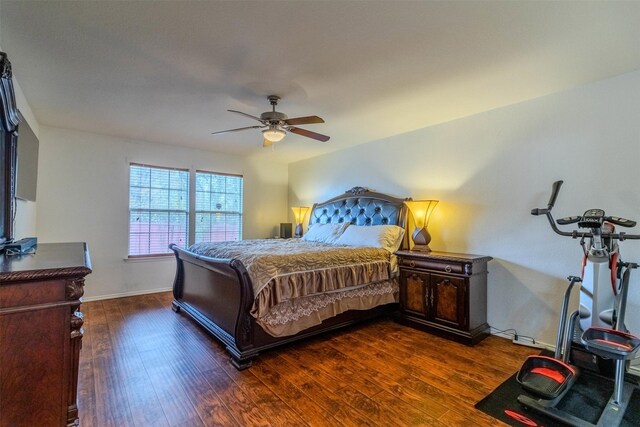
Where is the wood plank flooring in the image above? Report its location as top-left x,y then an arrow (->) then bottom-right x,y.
77,292 -> 536,426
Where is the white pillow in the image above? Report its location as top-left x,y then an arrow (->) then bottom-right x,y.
301,222 -> 350,243
334,225 -> 405,253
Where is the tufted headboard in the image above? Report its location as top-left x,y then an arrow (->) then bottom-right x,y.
308,186 -> 409,249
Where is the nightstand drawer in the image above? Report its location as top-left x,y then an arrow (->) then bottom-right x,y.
399,257 -> 467,275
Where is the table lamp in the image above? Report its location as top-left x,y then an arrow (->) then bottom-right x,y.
291,206 -> 310,238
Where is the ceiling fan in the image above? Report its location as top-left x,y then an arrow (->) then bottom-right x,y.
211,95 -> 330,147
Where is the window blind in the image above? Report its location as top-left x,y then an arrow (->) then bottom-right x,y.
129,164 -> 189,256
195,171 -> 243,243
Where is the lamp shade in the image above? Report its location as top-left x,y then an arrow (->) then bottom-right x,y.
404,200 -> 438,229
263,127 -> 286,142
404,200 -> 438,251
291,206 -> 310,238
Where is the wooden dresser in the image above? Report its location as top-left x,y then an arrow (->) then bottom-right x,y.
395,250 -> 492,345
0,242 -> 91,427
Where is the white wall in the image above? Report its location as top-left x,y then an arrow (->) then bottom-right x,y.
289,70 -> 640,347
36,126 -> 288,299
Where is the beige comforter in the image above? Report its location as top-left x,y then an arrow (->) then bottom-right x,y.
189,239 -> 393,331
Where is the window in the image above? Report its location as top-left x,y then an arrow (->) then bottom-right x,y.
129,164 -> 189,256
128,164 -> 243,257
195,171 -> 243,243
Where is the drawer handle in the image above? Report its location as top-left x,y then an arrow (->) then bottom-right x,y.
445,265 -> 452,273
409,260 -> 416,268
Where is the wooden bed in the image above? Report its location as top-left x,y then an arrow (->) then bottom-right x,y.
170,187 -> 408,369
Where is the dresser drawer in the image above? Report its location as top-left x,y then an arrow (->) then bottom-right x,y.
0,280 -> 66,309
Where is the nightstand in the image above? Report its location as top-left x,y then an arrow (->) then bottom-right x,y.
395,250 -> 492,345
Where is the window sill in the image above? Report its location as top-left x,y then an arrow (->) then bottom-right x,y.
124,254 -> 174,263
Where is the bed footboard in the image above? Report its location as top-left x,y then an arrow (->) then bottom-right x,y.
170,244 -> 259,369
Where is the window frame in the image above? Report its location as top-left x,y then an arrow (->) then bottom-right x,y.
127,163 -> 244,259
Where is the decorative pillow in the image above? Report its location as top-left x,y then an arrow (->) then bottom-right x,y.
334,225 -> 405,253
301,222 -> 350,243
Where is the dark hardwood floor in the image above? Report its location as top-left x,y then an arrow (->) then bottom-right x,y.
77,292 -> 536,426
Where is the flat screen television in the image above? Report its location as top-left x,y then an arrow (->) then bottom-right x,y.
16,119 -> 38,202
0,127 -> 17,244
0,51 -> 20,244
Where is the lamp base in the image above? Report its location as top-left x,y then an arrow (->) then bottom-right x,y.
411,227 -> 432,252
295,223 -> 304,238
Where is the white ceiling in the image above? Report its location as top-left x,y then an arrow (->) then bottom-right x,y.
2,1 -> 640,163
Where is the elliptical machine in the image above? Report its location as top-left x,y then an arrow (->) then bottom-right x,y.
516,181 -> 640,426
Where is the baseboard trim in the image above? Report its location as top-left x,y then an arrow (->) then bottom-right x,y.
82,287 -> 172,302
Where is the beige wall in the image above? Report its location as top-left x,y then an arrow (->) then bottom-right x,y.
289,70 -> 640,347
36,126 -> 288,299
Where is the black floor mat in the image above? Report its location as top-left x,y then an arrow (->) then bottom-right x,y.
475,368 -> 640,426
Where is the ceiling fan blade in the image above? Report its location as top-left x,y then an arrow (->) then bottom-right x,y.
288,126 -> 330,142
228,110 -> 263,122
211,125 -> 263,135
263,138 -> 273,148
283,115 -> 325,126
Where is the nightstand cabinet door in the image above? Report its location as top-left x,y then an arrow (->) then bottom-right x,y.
400,270 -> 429,316
431,274 -> 466,329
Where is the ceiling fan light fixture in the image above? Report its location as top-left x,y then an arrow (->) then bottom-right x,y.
262,127 -> 286,142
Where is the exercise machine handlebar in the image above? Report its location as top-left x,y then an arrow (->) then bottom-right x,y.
548,180 -> 564,210
532,180 -> 640,241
